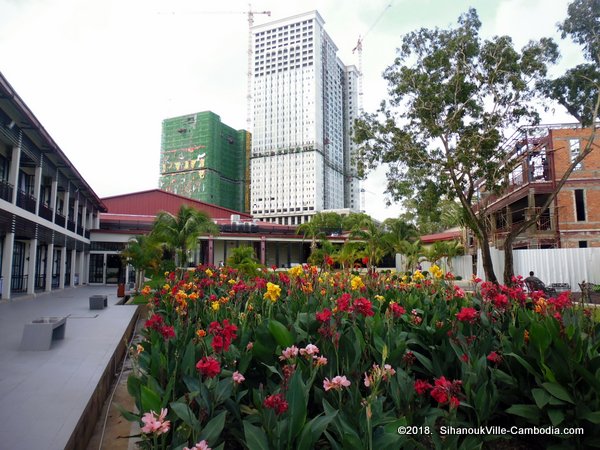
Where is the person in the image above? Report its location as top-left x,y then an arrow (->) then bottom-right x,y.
524,271 -> 556,297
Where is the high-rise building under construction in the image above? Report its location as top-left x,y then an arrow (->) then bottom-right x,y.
159,112 -> 250,213
250,11 -> 361,225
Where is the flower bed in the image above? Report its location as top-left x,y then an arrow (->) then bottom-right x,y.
122,266 -> 600,449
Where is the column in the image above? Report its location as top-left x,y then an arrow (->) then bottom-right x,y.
73,196 -> 80,230
260,236 -> 266,265
59,247 -> 66,289
50,178 -> 58,221
1,230 -> 15,300
63,187 -> 70,225
70,249 -> 76,286
27,237 -> 37,294
78,250 -> 85,285
81,204 -> 88,232
9,145 -> 21,204
208,236 -> 214,266
45,243 -> 54,292
33,163 -> 42,215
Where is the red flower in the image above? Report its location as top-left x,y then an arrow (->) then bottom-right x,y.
196,356 -> 221,378
430,376 -> 462,407
316,308 -> 332,323
263,393 -> 288,415
486,351 -> 502,365
145,314 -> 164,331
362,256 -> 369,265
352,297 -> 374,317
493,294 -> 509,309
160,325 -> 175,340
456,307 -> 478,324
208,320 -> 238,353
336,293 -> 352,312
414,379 -> 432,395
450,396 -> 460,409
389,302 -> 406,318
460,354 -> 469,363
325,255 -> 334,266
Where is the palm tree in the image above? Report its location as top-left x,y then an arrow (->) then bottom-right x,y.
121,234 -> 162,290
348,215 -> 387,273
151,205 -> 219,267
297,212 -> 342,254
333,241 -> 363,271
396,240 -> 425,273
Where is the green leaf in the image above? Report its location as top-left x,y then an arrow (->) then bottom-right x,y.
243,421 -> 270,450
547,408 -> 565,427
200,411 -> 227,444
115,403 -> 140,422
542,382 -> 574,404
411,350 -> 433,374
182,339 -> 197,375
532,388 -> 551,409
297,412 -> 338,450
170,401 -> 201,431
287,371 -> 308,441
506,404 -> 541,423
582,411 -> 600,424
530,321 -> 552,352
214,378 -> 233,405
268,319 -> 294,348
141,385 -> 162,413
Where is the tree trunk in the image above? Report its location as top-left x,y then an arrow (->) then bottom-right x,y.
478,232 -> 498,283
503,234 -> 516,285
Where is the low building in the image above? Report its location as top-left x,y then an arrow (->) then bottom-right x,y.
0,72 -> 106,299
477,124 -> 600,250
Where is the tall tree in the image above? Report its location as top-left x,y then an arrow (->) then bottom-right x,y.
151,205 -> 219,267
347,215 -> 387,273
501,0 -> 600,283
354,8 -> 558,283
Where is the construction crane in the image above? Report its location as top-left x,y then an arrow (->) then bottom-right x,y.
352,1 -> 394,112
159,5 -> 271,130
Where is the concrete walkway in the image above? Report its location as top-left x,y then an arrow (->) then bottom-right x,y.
0,285 -> 139,450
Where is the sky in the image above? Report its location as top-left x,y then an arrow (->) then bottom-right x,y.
0,0 -> 583,221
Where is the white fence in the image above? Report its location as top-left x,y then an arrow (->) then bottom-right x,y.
395,254 -> 474,280
475,247 -> 600,291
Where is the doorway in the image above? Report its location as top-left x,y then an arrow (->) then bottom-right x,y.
89,253 -> 123,285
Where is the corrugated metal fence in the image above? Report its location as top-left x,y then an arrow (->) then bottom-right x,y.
476,247 -> 600,291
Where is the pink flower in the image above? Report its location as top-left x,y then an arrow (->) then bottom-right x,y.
313,356 -> 328,367
183,440 -> 212,450
141,408 -> 170,435
232,371 -> 245,384
300,344 -> 319,357
323,375 -> 351,391
279,345 -> 299,361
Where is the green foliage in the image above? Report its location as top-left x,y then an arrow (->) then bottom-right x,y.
226,245 -> 262,276
123,266 -> 600,449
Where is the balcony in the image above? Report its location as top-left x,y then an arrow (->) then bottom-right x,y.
39,203 -> 53,222
55,213 -> 65,228
0,179 -> 13,202
16,190 -> 36,213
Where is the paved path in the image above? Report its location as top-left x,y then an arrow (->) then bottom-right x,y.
0,286 -> 138,450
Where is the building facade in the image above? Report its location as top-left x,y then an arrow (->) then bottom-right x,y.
479,124 -> 600,249
0,72 -> 106,299
250,11 -> 360,225
159,111 -> 250,213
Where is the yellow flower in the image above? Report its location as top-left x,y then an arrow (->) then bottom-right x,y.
228,279 -> 236,285
374,295 -> 385,303
412,270 -> 425,281
263,282 -> 282,303
136,344 -> 144,354
429,264 -> 443,279
205,268 -> 213,277
163,284 -> 170,291
288,266 -> 303,277
351,276 -> 365,290
211,301 -> 220,311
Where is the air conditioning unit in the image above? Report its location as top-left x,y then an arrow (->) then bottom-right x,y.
230,214 -> 241,223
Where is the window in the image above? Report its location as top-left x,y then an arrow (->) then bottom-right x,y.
574,189 -> 586,221
570,139 -> 583,170
579,240 -> 588,248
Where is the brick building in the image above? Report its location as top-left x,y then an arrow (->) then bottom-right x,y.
478,124 -> 600,249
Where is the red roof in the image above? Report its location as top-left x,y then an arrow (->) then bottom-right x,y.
101,189 -> 252,221
420,230 -> 462,244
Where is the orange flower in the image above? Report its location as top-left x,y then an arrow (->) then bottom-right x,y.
524,329 -> 530,343
196,329 -> 207,338
141,286 -> 152,296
